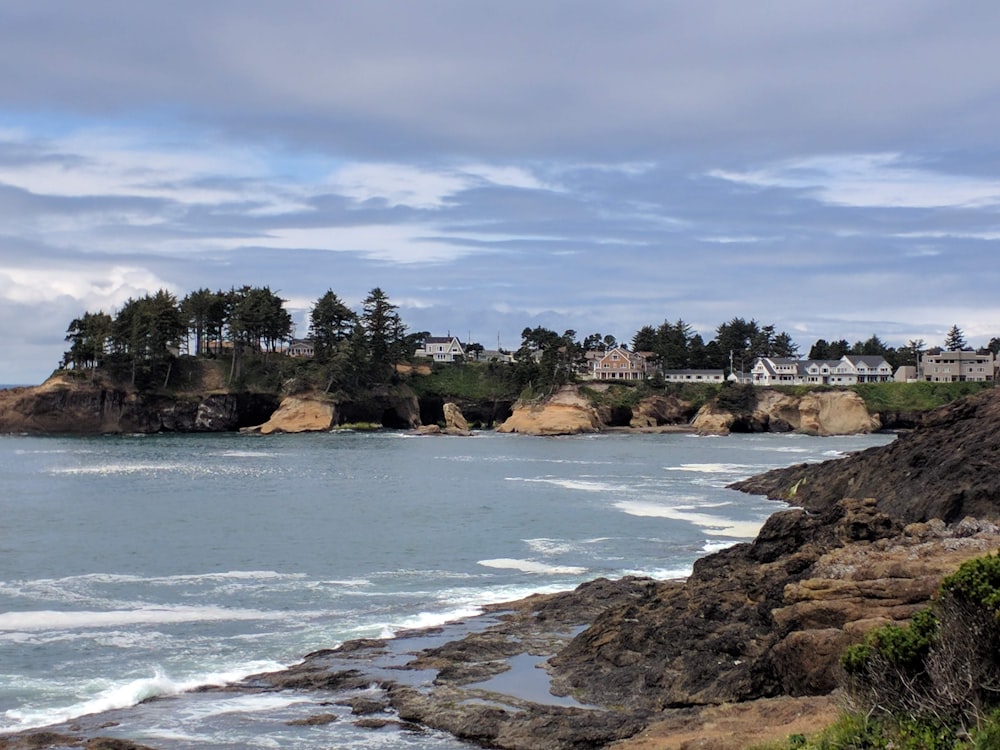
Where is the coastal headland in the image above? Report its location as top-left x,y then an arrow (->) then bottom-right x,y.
2,378 -> 998,748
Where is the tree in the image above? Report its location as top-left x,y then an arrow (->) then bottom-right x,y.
808,339 -> 831,360
631,325 -> 657,353
181,288 -> 222,356
360,287 -> 406,384
110,290 -> 185,386
944,324 -> 967,351
309,290 -> 356,363
62,311 -> 112,371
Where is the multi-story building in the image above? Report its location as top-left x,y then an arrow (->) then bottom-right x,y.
920,350 -> 996,382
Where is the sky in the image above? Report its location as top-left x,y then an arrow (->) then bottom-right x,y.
3,1 -> 1000,384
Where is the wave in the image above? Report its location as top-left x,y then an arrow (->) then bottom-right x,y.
506,477 -> 629,493
612,501 -> 765,538
665,463 -> 757,474
1,661 -> 284,734
477,558 -> 588,575
0,605 -> 297,632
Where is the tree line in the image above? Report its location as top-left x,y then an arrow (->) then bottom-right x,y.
61,287 -> 997,394
61,285 -> 418,391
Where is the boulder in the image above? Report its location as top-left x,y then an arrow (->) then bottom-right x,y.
496,386 -> 601,435
443,402 -> 471,433
252,396 -> 335,434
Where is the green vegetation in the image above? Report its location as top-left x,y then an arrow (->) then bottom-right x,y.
407,360 -> 523,402
764,553 -> 1000,749
851,381 -> 992,413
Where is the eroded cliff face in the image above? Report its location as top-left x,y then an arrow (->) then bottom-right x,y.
692,389 -> 880,436
496,386 -> 602,435
0,375 -> 278,434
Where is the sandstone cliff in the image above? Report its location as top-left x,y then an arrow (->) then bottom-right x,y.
496,385 -> 602,435
692,388 -> 880,436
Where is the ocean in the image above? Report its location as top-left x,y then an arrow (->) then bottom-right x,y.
0,429 -> 894,747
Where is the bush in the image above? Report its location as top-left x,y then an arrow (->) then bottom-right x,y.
842,554 -> 1000,738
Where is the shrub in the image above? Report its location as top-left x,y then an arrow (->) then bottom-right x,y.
842,553 -> 1000,737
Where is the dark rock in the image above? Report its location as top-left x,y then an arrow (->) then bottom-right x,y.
286,713 -> 338,726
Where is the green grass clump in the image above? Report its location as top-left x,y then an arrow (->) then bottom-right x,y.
851,381 -> 991,413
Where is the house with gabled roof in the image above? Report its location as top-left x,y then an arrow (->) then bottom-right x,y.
414,335 -> 466,362
591,346 -> 650,381
750,355 -> 893,386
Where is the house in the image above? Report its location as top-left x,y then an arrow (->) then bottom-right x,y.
750,357 -> 801,386
921,350 -> 996,382
591,346 -> 650,381
749,355 -> 894,386
414,335 -> 466,362
287,339 -> 315,358
661,369 -> 726,384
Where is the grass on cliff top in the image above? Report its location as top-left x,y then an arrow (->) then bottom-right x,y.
851,381 -> 992,412
406,361 -> 521,402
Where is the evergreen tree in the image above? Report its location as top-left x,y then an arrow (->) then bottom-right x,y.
944,324 -> 967,351
360,287 -> 405,384
309,290 -> 356,363
62,311 -> 113,371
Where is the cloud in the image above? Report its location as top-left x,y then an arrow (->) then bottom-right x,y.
709,153 -> 1000,209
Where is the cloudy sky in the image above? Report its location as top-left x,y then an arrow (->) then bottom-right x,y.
3,1 -> 1000,383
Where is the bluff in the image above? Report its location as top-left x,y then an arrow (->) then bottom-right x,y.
0,374 -> 278,434
691,388 -> 880,436
497,384 -> 884,436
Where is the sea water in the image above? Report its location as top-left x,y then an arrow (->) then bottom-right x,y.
0,430 -> 893,747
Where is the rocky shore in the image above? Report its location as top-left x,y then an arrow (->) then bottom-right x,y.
8,388 -> 999,749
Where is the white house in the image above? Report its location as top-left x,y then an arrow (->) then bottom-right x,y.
415,335 -> 466,362
287,339 -> 315,358
661,369 -> 726,384
750,355 -> 893,386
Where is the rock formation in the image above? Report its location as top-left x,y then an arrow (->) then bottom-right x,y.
0,374 -> 278,435
692,388 -> 880,436
496,386 -> 602,435
249,396 -> 336,434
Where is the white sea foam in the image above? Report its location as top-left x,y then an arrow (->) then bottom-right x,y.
702,540 -> 738,554
1,661 -> 285,733
666,463 -> 756,474
380,606 -> 485,638
507,477 -> 628,493
477,558 -> 588,575
613,501 -> 764,538
0,605 -> 295,632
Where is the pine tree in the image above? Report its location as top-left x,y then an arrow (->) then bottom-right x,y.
944,325 -> 967,351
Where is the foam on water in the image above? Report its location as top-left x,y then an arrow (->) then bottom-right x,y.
0,605 -> 297,632
666,463 -> 757,474
477,558 -> 588,575
613,500 -> 765,538
507,477 -> 629,493
1,661 -> 285,733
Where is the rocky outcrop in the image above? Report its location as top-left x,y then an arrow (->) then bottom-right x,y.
496,386 -> 602,435
628,393 -> 694,428
0,375 -> 278,434
416,402 -> 473,436
250,396 -> 336,434
692,388 -> 880,436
